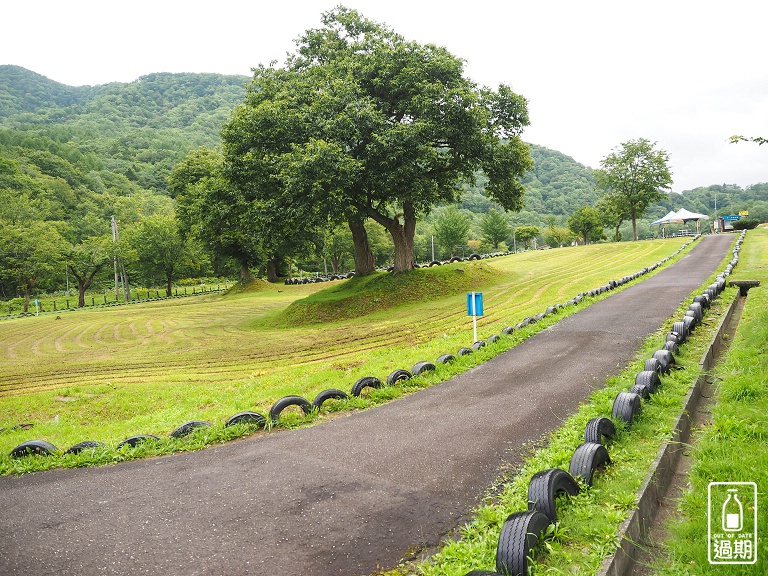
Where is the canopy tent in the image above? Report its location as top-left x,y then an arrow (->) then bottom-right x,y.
651,210 -> 683,227
651,208 -> 710,235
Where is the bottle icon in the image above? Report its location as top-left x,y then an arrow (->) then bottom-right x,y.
722,488 -> 743,532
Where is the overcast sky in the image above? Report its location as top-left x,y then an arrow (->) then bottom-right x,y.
3,0 -> 766,193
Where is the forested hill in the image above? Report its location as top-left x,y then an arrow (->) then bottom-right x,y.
0,65 -> 249,192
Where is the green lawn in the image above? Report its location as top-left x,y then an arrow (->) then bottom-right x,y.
0,238 -> 689,474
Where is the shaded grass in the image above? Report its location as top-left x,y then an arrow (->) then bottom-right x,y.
0,238 -> 691,474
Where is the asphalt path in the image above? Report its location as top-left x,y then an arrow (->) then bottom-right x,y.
0,235 -> 733,576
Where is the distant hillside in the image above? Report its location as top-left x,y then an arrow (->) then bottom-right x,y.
0,65 -> 248,192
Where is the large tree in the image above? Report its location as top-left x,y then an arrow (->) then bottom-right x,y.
595,139 -> 672,241
222,7 -> 532,274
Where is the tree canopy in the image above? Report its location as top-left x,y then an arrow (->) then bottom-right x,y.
222,6 -> 532,274
595,139 -> 673,241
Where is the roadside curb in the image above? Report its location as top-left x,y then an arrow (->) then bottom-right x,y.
596,290 -> 740,576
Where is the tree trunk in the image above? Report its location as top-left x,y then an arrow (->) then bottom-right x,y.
23,288 -> 30,314
331,256 -> 340,275
266,257 -> 279,282
166,275 -> 173,297
239,261 -> 252,282
582,232 -> 588,245
347,214 -> 375,276
631,216 -> 638,241
368,200 -> 416,274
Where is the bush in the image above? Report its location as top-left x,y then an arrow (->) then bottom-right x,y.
732,218 -> 759,230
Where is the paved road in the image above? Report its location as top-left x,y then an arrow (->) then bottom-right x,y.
0,235 -> 732,576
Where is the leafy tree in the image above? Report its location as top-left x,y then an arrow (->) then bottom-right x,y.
514,225 -> 539,250
222,7 -> 532,275
170,147 -> 263,281
595,194 -> 629,242
0,221 -> 66,312
66,235 -> 113,307
544,226 -> 574,248
481,209 -> 511,250
434,206 -> 471,258
729,135 -> 767,146
126,214 -> 189,296
567,206 -> 605,245
595,139 -> 672,241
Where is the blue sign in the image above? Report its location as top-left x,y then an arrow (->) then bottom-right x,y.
722,215 -> 741,221
466,292 -> 484,316
34,299 -> 39,306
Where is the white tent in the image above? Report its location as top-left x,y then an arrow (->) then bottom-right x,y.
651,210 -> 683,227
651,209 -> 709,236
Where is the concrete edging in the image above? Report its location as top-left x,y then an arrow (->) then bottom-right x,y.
596,290 -> 740,576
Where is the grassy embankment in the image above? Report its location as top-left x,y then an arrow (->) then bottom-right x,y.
0,239 -> 690,474
653,227 -> 767,575
405,231 -> 766,576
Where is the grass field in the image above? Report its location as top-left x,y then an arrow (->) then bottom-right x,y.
0,238 -> 691,473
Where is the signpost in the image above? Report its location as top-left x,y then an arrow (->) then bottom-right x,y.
722,215 -> 741,221
466,292 -> 484,343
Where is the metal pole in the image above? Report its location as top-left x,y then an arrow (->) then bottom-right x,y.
111,216 -> 119,299
431,236 -> 435,261
471,292 -> 477,343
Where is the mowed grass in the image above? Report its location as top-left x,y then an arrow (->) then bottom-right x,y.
0,238 -> 689,473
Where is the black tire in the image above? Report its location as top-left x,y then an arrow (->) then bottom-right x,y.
584,417 -> 616,445
170,420 -> 212,439
535,313 -> 546,322
463,572 -> 499,576
225,411 -> 267,428
495,510 -> 551,576
436,353 -> 455,364
652,350 -> 675,374
469,253 -> 481,261
449,256 -> 463,263
269,396 -> 312,423
635,370 -> 661,393
64,440 -> 107,455
501,326 -> 514,336
457,347 -> 472,356
429,260 -> 441,267
663,340 -> 679,354
471,340 -> 486,351
527,467 -> 580,522
693,294 -> 710,309
644,358 -> 662,375
666,331 -> 683,345
117,434 -> 159,450
569,442 -> 611,486
612,391 -> 642,427
10,440 -> 58,458
688,302 -> 704,322
411,361 -> 436,376
387,369 -> 412,385
682,315 -> 696,333
351,376 -> 383,397
672,321 -> 688,342
312,389 -> 350,409
488,334 -> 501,344
630,383 -> 652,400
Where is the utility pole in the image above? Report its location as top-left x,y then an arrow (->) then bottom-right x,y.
111,216 -> 131,302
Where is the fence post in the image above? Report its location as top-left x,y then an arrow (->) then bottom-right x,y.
53,301 -> 57,311
66,299 -> 69,309
91,297 -> 95,306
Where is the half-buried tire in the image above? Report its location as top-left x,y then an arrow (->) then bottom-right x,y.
10,440 -> 58,458
411,361 -> 436,376
64,440 -> 107,455
584,417 -> 616,445
225,411 -> 267,428
612,391 -> 642,426
269,396 -> 313,423
527,467 -> 580,522
171,420 -> 212,438
387,369 -> 412,385
351,376 -> 383,397
117,435 -> 159,450
569,442 -> 611,486
312,389 -> 350,410
436,354 -> 455,364
496,510 -> 551,576
635,370 -> 661,393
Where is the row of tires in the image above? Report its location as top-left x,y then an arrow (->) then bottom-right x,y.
283,251 -> 519,285
7,238 -> 703,465
465,233 -> 750,576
